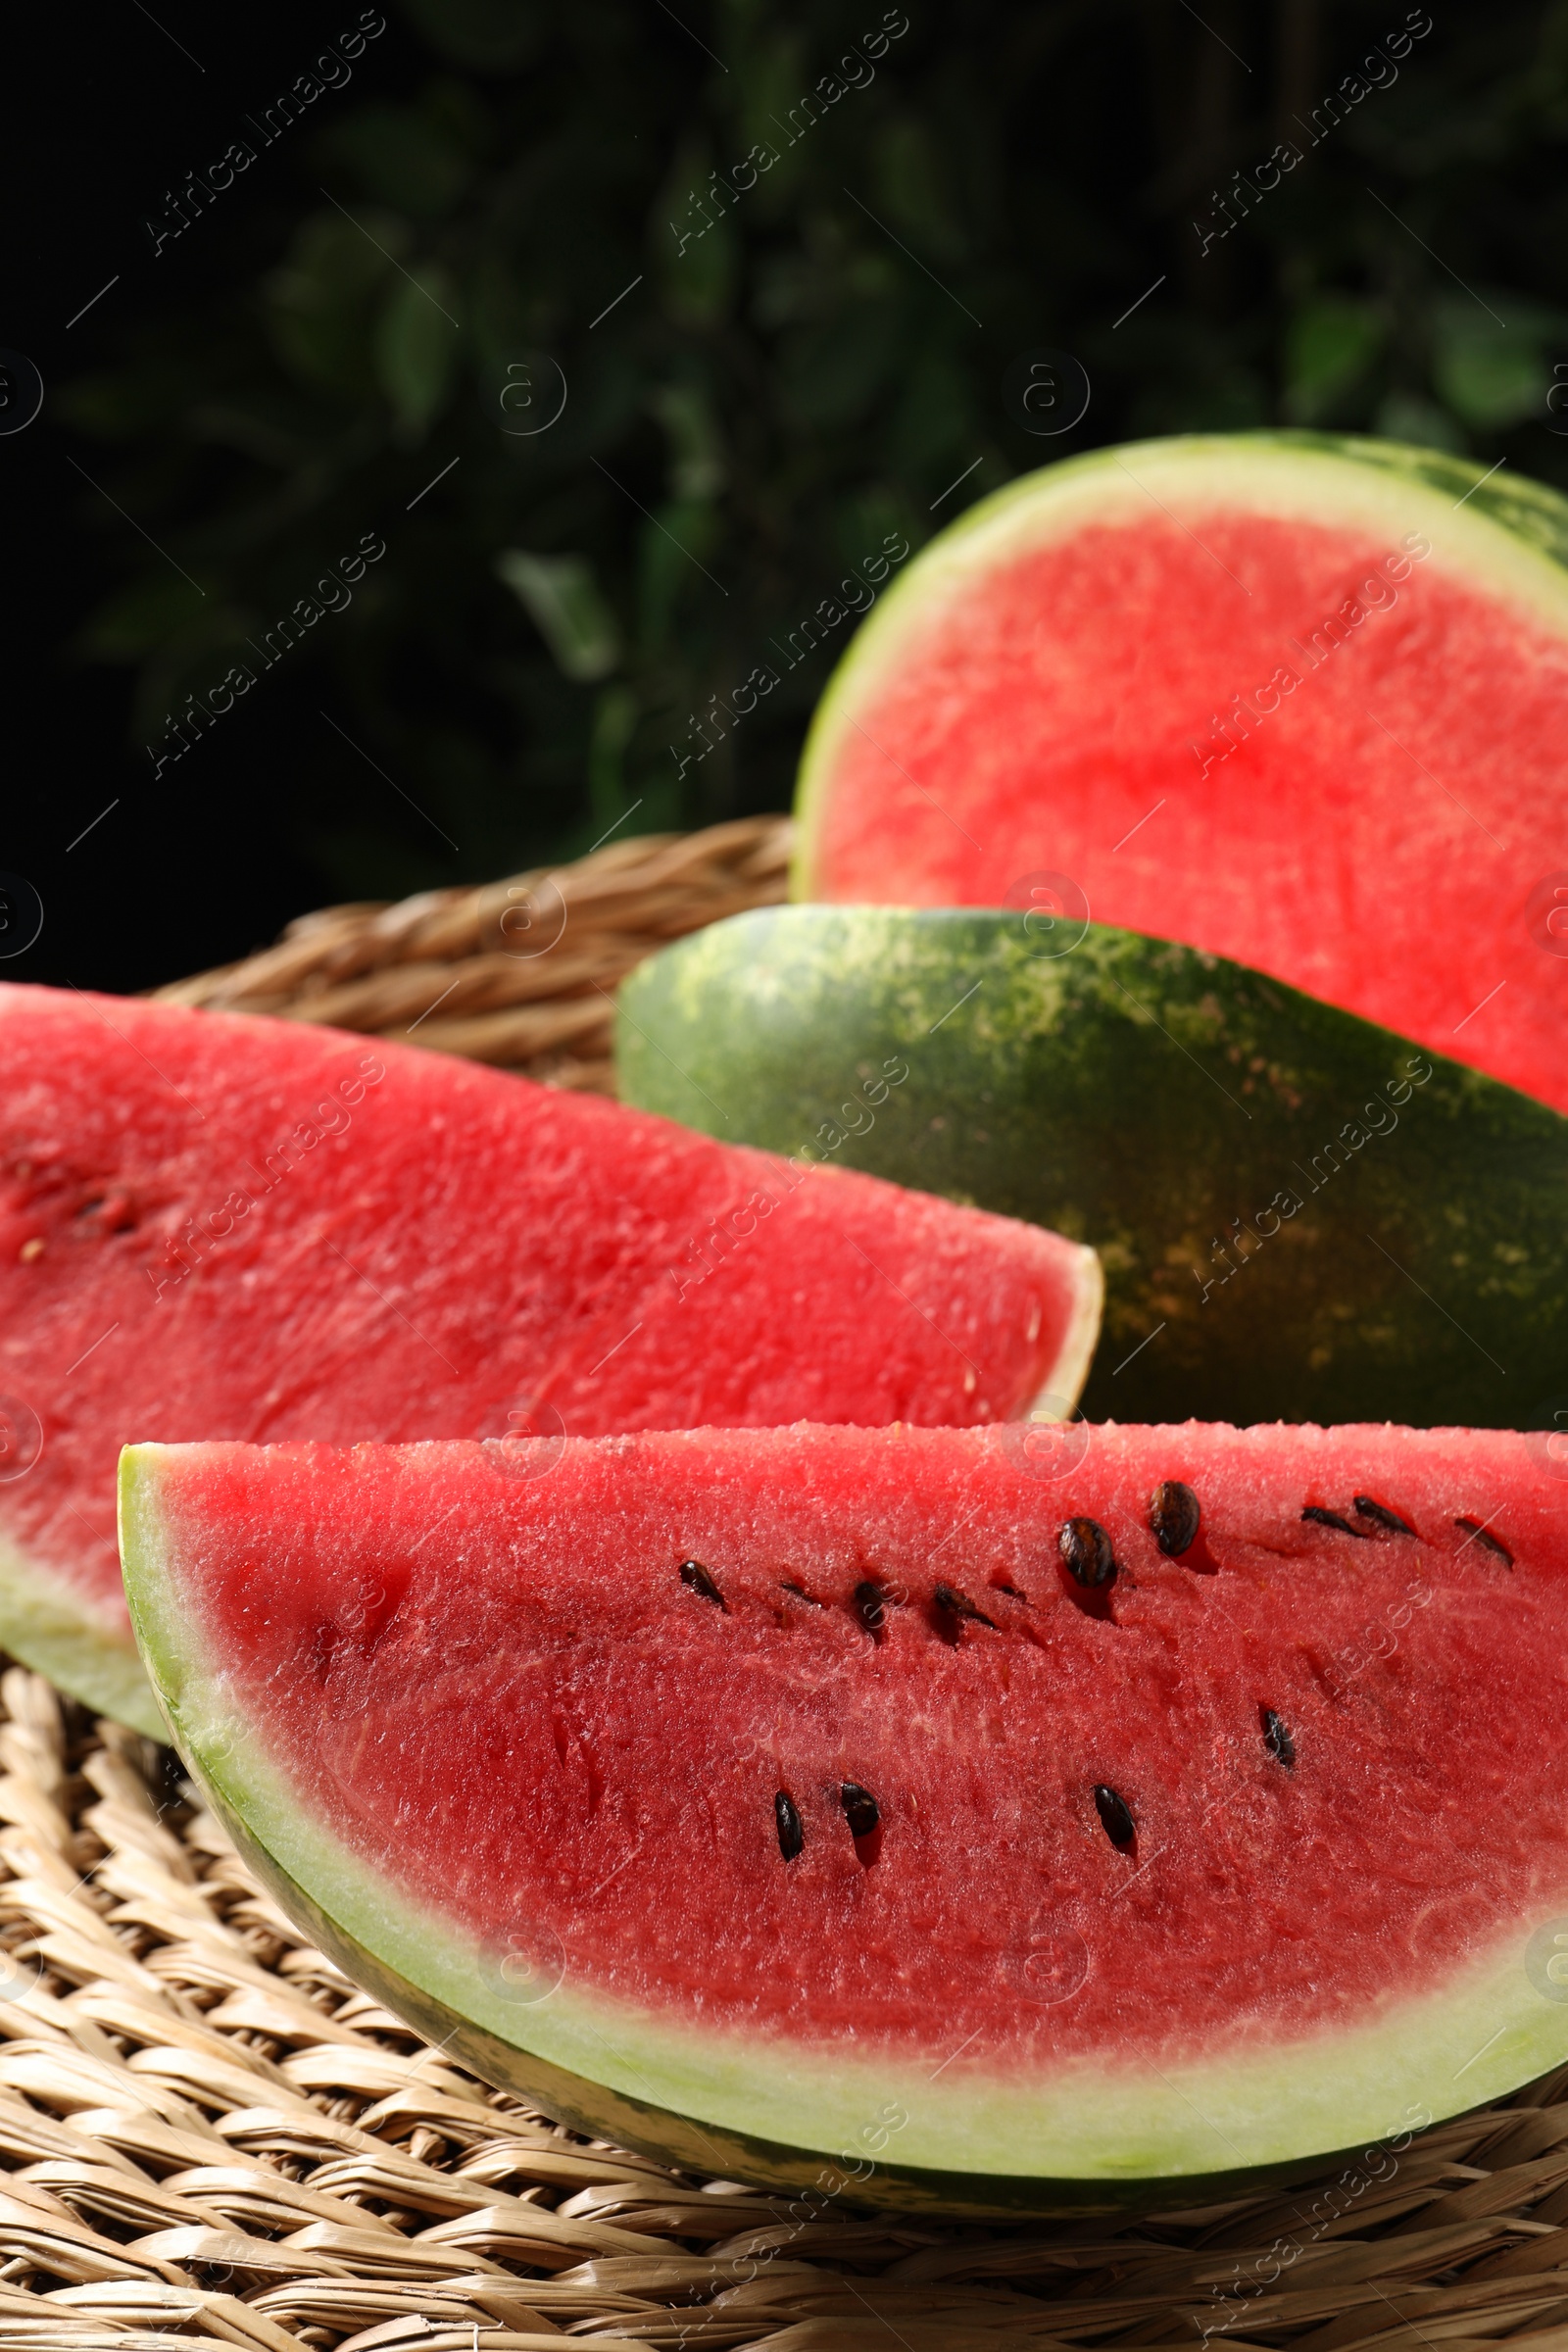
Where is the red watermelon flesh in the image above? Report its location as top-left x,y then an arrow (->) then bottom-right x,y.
0,985 -> 1098,1734
123,1422 -> 1568,2209
796,437 -> 1568,1114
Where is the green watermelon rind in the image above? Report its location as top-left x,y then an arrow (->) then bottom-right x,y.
121,1440 -> 1568,2216
615,906 -> 1568,1429
0,1529 -> 162,1736
792,429 -> 1568,898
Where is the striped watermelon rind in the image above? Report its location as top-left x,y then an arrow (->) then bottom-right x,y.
615,906 -> 1568,1429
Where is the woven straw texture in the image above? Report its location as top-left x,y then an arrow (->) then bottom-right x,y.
152,817 -> 794,1096
5,1667 -> 1568,2352
44,818 -> 1553,2348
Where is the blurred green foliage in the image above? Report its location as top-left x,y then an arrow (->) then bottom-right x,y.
66,0 -> 1568,896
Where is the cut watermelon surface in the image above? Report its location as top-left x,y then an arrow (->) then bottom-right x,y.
124,1423 -> 1568,2214
0,986 -> 1099,1733
795,434 -> 1568,1114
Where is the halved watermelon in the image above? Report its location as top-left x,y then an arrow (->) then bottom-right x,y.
123,1422 -> 1568,2215
0,986 -> 1099,1733
795,433 -> 1568,1115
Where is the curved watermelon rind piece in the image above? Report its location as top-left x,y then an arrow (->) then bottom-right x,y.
120,1437 -> 1568,2217
0,1531 -> 163,1737
1028,1247 -> 1102,1422
791,428 -> 1568,900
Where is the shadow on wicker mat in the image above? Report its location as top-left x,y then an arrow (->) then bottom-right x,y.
152,818 -> 793,1096
0,1667 -> 1562,2348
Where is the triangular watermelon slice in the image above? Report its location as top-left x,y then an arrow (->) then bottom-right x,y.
122,1422 -> 1568,2215
795,433 -> 1568,1115
0,986 -> 1099,1733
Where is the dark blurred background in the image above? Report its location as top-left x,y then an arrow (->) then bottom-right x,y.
6,0 -> 1567,994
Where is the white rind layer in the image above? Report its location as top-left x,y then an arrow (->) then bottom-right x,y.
1031,1244 -> 1102,1422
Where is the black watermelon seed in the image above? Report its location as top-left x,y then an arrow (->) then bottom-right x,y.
1455,1517 -> 1514,1567
1301,1506 -> 1369,1539
1149,1480 -> 1201,1558
1353,1496 -> 1415,1536
841,1782 -> 880,1838
775,1791 -> 804,1860
1059,1517 -> 1118,1588
679,1560 -> 726,1608
1093,1784 -> 1136,1847
853,1580 -> 885,1632
1261,1706 -> 1297,1769
933,1583 -> 997,1629
780,1581 -> 824,1605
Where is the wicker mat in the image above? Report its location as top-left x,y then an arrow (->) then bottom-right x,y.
18,817 -> 1544,2348
152,817 -> 795,1094
2,1667 -> 1568,2352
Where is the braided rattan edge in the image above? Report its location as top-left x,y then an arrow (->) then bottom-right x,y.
152,817 -> 794,1093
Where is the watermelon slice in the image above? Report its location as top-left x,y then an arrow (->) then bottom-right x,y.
794,433 -> 1568,1115
0,985 -> 1099,1734
123,1422 -> 1568,2215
